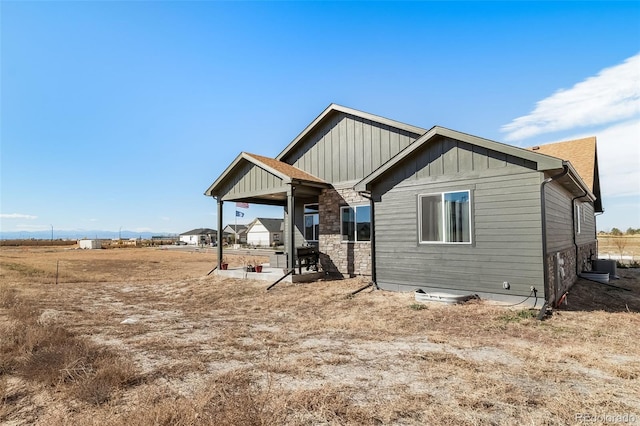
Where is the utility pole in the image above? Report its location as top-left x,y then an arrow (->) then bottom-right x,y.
119,226 -> 122,240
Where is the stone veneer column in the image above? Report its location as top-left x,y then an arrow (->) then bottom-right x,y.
318,187 -> 372,277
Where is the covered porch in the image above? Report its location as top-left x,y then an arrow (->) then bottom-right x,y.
204,152 -> 330,274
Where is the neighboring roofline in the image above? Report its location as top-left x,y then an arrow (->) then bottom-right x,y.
246,217 -> 284,234
179,228 -> 218,236
204,152 -> 327,197
276,103 -> 428,161
223,224 -> 248,232
355,126 -> 564,191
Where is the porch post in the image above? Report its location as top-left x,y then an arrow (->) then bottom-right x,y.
217,198 -> 223,269
287,186 -> 296,272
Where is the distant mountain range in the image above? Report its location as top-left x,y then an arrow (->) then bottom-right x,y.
0,230 -> 179,240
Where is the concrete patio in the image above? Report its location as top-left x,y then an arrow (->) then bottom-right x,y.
214,265 -> 324,283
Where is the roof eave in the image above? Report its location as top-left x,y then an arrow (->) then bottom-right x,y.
564,161 -> 597,201
355,126 -> 564,192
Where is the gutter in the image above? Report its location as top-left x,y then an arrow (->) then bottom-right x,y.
357,190 -> 378,289
538,164 -> 569,320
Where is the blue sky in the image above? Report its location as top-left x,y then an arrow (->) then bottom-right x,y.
2,1 -> 639,236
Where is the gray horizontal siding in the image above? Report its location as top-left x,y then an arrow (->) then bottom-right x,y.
282,112 -> 421,184
544,181 -> 576,252
373,169 -> 544,297
577,201 -> 596,245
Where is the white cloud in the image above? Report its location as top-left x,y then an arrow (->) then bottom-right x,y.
595,119 -> 640,198
501,53 -> 640,141
1,213 -> 38,220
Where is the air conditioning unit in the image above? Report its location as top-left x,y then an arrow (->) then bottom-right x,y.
592,259 -> 618,279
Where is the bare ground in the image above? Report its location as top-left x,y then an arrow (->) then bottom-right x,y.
1,246 -> 639,425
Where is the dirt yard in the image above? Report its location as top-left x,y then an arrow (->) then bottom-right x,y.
1,246 -> 639,425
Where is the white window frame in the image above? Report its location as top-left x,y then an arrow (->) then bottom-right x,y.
418,190 -> 472,244
304,203 -> 319,242
575,203 -> 582,235
340,204 -> 371,243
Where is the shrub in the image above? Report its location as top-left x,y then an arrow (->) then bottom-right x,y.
0,284 -> 143,406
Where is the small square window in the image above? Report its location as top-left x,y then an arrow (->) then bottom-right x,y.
419,191 -> 471,244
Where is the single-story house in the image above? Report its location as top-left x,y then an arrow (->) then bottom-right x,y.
246,218 -> 284,247
205,104 -> 602,308
179,228 -> 218,245
223,224 -> 248,244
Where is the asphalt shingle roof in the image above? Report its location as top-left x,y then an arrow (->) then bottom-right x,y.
245,153 -> 326,184
528,137 -> 598,193
180,228 -> 217,236
252,218 -> 284,233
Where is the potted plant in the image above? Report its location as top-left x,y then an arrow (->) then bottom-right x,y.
255,259 -> 263,273
245,257 -> 255,272
220,256 -> 229,270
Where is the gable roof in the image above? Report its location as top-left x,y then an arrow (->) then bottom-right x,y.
528,137 -> 602,212
204,152 -> 327,197
245,153 -> 326,184
276,103 -> 427,161
355,126 -> 564,191
224,224 -> 248,234
527,137 -> 598,193
248,218 -> 284,233
180,228 -> 217,236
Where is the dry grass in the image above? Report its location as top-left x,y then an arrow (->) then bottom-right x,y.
598,234 -> 640,260
1,246 -> 639,425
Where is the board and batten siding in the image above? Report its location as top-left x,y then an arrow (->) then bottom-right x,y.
281,112 -> 421,184
218,161 -> 288,200
371,137 -> 544,297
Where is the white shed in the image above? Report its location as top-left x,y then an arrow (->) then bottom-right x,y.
79,239 -> 103,249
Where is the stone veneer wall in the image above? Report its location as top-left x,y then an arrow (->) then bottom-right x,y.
318,187 -> 372,277
546,241 -> 597,306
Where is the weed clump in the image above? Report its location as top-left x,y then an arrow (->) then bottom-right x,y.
410,303 -> 427,311
0,284 -> 142,407
498,309 -> 537,323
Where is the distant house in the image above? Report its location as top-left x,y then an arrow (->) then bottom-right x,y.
179,228 -> 217,245
223,224 -> 248,244
246,218 -> 283,247
205,104 -> 602,308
